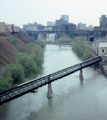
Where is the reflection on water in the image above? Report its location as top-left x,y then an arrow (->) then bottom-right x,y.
0,45 -> 107,120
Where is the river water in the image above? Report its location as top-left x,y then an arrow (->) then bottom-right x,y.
0,45 -> 107,120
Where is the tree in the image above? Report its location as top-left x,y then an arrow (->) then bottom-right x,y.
16,53 -> 38,77
0,77 -> 8,91
35,40 -> 45,48
3,63 -> 25,84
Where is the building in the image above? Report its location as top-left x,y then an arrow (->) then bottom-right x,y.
23,22 -> 45,31
0,22 -> 5,32
98,43 -> 107,57
61,15 -> 69,23
99,15 -> 107,27
93,39 -> 107,61
67,23 -> 76,31
0,22 -> 19,32
44,27 -> 53,31
78,22 -> 86,29
61,23 -> 76,32
47,22 -> 55,26
55,19 -> 68,27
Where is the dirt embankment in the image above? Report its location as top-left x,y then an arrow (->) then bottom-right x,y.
0,32 -> 35,65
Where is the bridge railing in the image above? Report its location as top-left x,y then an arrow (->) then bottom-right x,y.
0,56 -> 102,105
81,56 -> 102,68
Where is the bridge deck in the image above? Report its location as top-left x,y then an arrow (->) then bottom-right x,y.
0,56 -> 102,105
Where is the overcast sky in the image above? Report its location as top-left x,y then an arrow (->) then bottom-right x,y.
0,0 -> 107,28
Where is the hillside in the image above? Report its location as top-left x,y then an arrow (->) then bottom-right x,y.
0,32 -> 34,65
13,32 -> 35,44
0,37 -> 17,65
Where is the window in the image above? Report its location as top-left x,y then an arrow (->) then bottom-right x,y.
102,49 -> 104,53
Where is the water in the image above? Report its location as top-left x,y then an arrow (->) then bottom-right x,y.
0,45 -> 107,120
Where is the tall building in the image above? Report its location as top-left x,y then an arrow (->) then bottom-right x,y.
100,15 -> 107,26
61,23 -> 76,32
61,15 -> 69,23
55,18 -> 68,26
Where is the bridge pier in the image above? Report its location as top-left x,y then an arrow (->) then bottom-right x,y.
79,69 -> 84,81
47,83 -> 52,98
47,76 -> 52,98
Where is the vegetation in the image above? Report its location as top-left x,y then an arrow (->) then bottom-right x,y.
57,36 -> 73,44
35,40 -> 45,49
10,39 -> 17,45
72,37 -> 90,61
0,32 -> 45,92
22,31 -> 27,36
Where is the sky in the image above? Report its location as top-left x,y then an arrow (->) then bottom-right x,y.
0,0 -> 107,28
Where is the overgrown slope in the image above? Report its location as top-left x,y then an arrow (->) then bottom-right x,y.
0,37 -> 17,65
0,32 -> 27,65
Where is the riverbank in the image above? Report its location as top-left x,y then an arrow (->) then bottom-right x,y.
0,32 -> 45,91
71,37 -> 107,77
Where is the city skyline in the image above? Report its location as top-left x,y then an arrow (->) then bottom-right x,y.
0,0 -> 107,28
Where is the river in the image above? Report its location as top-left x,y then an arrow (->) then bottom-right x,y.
0,45 -> 107,120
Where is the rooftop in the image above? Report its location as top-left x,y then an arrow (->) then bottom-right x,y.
99,42 -> 107,47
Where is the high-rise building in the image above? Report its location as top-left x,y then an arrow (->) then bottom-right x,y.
55,18 -> 68,26
100,15 -> 107,26
61,15 -> 69,23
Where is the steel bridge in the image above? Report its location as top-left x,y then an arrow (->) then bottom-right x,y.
0,56 -> 102,105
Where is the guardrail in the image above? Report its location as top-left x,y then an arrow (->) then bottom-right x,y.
0,56 -> 102,105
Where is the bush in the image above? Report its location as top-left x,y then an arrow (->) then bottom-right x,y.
35,40 -> 45,48
11,39 -> 17,45
0,77 -> 8,91
23,31 -> 27,36
72,37 -> 89,61
57,37 -> 73,43
3,63 -> 24,84
16,53 -> 38,77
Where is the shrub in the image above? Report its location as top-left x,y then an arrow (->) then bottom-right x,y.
11,39 -> 17,45
23,31 -> 27,36
3,63 -> 24,84
35,40 -> 45,48
72,37 -> 89,61
57,37 -> 73,43
0,77 -> 8,91
16,53 -> 38,77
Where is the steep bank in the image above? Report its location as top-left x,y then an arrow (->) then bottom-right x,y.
0,32 -> 45,91
0,32 -> 27,65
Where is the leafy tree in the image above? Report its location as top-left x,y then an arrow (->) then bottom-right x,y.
35,40 -> 45,48
11,39 -> 17,45
0,77 -> 8,91
6,71 -> 13,88
16,53 -> 38,77
57,36 -> 73,43
3,63 -> 24,84
23,31 -> 27,36
72,37 -> 90,60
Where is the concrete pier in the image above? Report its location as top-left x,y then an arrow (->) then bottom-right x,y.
79,69 -> 84,81
47,83 -> 52,98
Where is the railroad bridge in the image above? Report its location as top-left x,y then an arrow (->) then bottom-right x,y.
0,56 -> 102,105
26,30 -> 107,40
